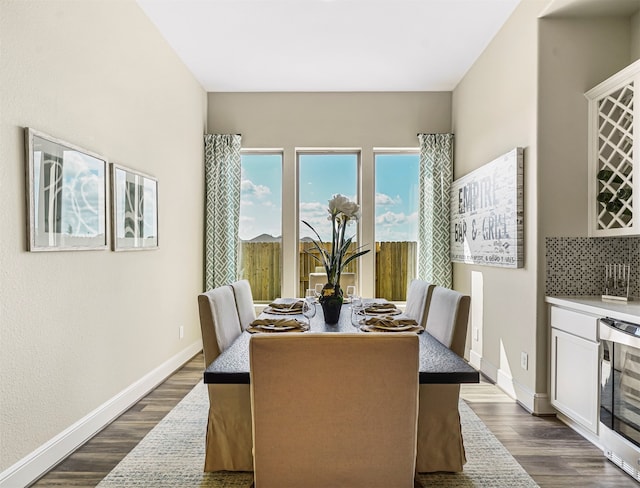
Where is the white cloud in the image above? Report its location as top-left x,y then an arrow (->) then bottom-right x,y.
241,178 -> 271,198
376,211 -> 407,225
375,192 -> 401,206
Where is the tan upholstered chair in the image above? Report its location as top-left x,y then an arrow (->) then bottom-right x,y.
424,286 -> 470,356
197,286 -> 243,365
230,279 -> 256,331
404,279 -> 435,328
308,272 -> 356,294
416,286 -> 471,473
198,286 -> 250,472
250,333 -> 420,488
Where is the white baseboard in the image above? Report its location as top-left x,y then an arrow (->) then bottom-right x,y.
495,367 -> 555,415
496,368 -> 517,398
469,349 -> 483,370
0,340 -> 202,488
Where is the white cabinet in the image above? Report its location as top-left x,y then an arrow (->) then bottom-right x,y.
586,59 -> 640,237
549,305 -> 600,434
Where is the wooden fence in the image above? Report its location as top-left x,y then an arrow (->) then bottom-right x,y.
239,241 -> 417,301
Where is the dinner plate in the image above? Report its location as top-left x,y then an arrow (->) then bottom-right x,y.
360,308 -> 401,315
257,324 -> 298,331
370,323 -> 417,331
263,307 -> 303,315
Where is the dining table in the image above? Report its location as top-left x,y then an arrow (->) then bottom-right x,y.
202,299 -> 479,473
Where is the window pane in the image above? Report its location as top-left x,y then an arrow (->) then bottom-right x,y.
298,153 -> 358,298
374,153 -> 419,301
239,153 -> 282,302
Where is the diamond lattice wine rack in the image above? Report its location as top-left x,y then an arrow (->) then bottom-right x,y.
586,59 -> 639,237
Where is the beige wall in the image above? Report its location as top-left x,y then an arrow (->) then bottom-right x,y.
0,0 -> 206,471
208,92 -> 451,298
452,0 -> 543,407
538,18 -> 631,239
632,9 -> 640,61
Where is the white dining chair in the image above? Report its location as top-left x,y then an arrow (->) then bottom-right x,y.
197,285 -> 243,365
198,287 -> 250,472
424,286 -> 470,356
308,271 -> 356,294
230,279 -> 256,331
416,286 -> 470,474
250,333 -> 419,488
404,279 -> 435,328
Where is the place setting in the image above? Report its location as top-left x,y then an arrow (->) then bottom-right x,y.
358,316 -> 423,333
248,296 -> 316,333
359,301 -> 402,316
351,299 -> 423,333
247,317 -> 309,334
262,299 -> 305,315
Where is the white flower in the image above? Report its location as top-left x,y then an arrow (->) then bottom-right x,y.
328,194 -> 360,221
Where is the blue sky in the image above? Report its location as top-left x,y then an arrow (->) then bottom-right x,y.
239,152 -> 418,242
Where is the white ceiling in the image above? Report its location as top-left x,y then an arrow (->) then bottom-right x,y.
136,0 -> 522,92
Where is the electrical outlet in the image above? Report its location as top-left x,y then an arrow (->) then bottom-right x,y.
179,326 -> 184,339
520,352 -> 528,370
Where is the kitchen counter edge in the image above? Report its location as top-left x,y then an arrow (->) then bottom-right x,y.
545,296 -> 640,323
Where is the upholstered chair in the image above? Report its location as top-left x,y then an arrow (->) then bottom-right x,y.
404,279 -> 435,328
198,285 -> 250,472
308,271 -> 356,295
250,333 -> 420,488
424,286 -> 470,356
230,279 -> 256,331
197,285 -> 243,366
416,286 -> 471,473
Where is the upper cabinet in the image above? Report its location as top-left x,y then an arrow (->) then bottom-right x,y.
586,59 -> 639,237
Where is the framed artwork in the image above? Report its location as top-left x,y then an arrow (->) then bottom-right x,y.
450,147 -> 524,268
111,163 -> 158,251
25,128 -> 108,251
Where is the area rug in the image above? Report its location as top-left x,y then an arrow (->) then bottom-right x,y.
97,381 -> 538,487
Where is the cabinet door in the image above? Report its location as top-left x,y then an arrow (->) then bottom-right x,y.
586,60 -> 639,237
550,328 -> 599,434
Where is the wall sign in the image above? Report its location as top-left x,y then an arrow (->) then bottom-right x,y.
450,148 -> 524,268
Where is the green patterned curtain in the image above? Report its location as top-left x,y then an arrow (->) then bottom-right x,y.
204,134 -> 242,291
418,133 -> 453,288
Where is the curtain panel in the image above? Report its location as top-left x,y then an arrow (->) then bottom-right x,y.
204,134 -> 242,291
418,133 -> 453,288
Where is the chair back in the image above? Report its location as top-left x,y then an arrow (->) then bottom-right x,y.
309,272 -> 356,294
404,279 -> 435,328
230,279 -> 256,331
197,286 -> 242,366
425,286 -> 471,356
250,333 -> 419,488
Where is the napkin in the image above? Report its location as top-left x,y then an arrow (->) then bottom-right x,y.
360,316 -> 423,333
363,303 -> 400,314
265,300 -> 304,313
363,317 -> 418,328
247,318 -> 309,333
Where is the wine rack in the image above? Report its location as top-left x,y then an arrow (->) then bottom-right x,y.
586,59 -> 639,236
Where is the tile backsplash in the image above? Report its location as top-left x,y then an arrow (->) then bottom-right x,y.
546,237 -> 640,298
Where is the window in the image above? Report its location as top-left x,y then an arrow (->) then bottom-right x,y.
238,152 -> 282,302
298,152 -> 359,298
237,148 -> 420,302
374,152 -> 419,300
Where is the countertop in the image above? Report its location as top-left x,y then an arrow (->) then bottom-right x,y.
546,296 -> 640,324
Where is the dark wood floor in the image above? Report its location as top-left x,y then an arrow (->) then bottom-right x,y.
31,352 -> 639,487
